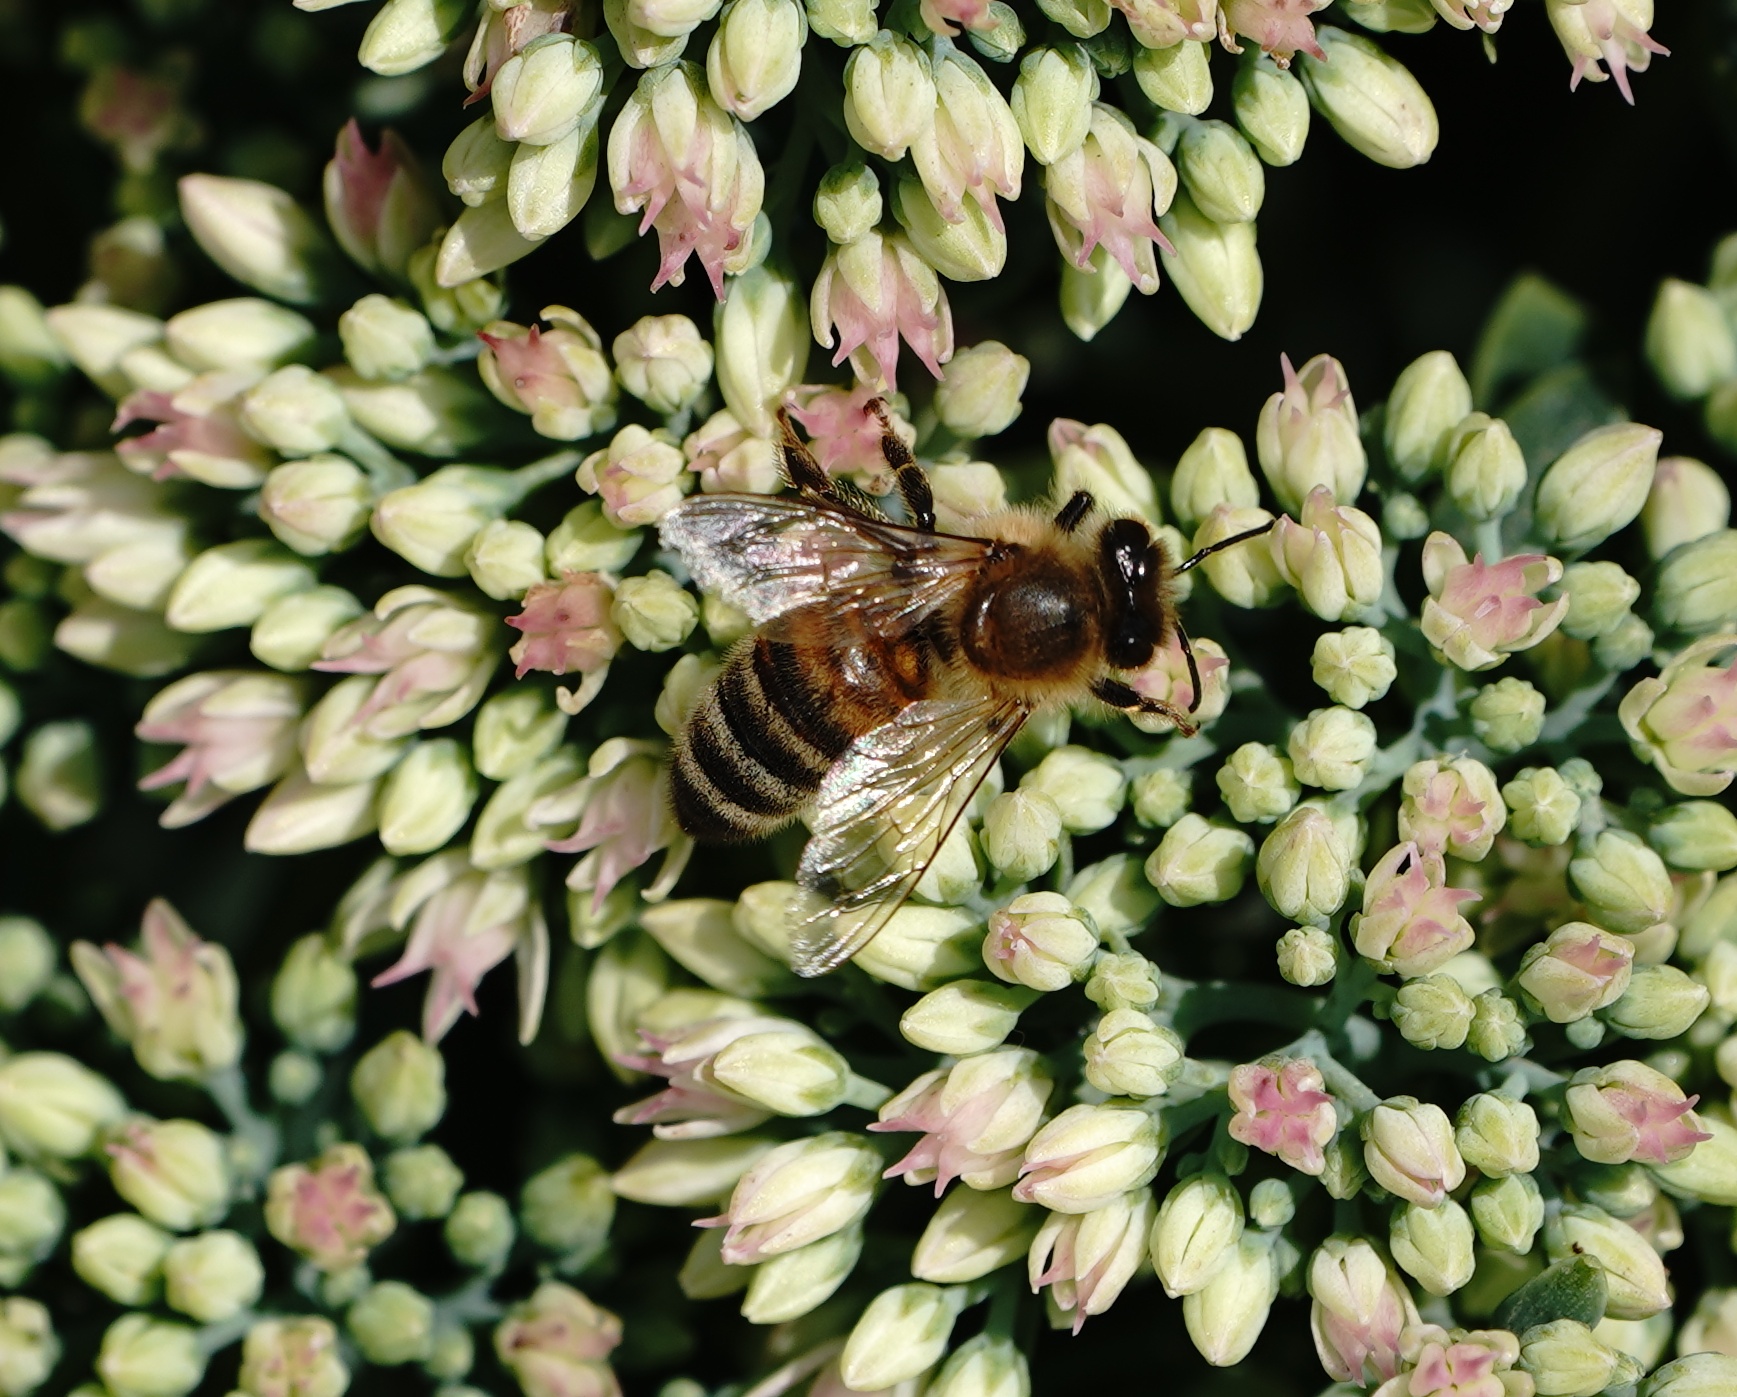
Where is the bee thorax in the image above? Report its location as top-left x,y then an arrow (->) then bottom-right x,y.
960,558 -> 1094,682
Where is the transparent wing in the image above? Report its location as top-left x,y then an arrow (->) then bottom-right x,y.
791,695 -> 1028,977
658,495 -> 993,636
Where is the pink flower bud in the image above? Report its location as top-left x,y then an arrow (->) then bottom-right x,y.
1391,1326 -> 1527,1397
1514,922 -> 1635,1023
681,410 -> 779,495
921,0 -> 998,33
1307,1236 -> 1418,1385
1126,631 -> 1231,728
1256,353 -> 1366,514
1044,103 -> 1175,297
1219,0 -> 1331,67
872,1048 -> 1054,1194
1619,634 -> 1737,798
695,1131 -> 881,1264
606,63 -> 765,298
478,306 -> 618,443
548,738 -> 693,911
1227,1057 -> 1337,1175
1029,1189 -> 1155,1332
494,1282 -> 622,1397
1361,1098 -> 1466,1209
1547,0 -> 1669,106
577,424 -> 689,527
507,573 -> 621,682
134,671 -> 306,827
1015,1103 -> 1163,1212
809,229 -> 954,391
1110,0 -> 1214,48
322,121 -> 442,281
910,48 -> 1024,233
1269,486 -> 1384,622
1351,843 -> 1478,978
1397,757 -> 1505,861
785,382 -> 917,488
1565,1059 -> 1710,1166
264,1142 -> 396,1272
113,373 -> 272,487
1419,532 -> 1568,672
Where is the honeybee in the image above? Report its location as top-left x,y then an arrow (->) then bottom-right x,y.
659,405 -> 1272,977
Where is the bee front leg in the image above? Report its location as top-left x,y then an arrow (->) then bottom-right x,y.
1091,677 -> 1200,738
867,398 -> 935,532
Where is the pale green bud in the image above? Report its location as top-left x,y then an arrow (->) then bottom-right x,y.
270,1053 -> 322,1106
520,1153 -> 613,1266
1059,245 -> 1132,342
466,519 -> 547,602
1546,1204 -> 1670,1319
236,1318 -> 348,1397
1134,40 -> 1212,115
1642,456 -> 1729,561
896,177 -> 1007,282
348,1281 -> 435,1366
377,740 -> 476,857
259,455 -> 372,557
1066,852 -> 1162,938
982,787 -> 1063,881
270,934 -> 357,1054
1276,925 -> 1337,986
1559,559 -> 1641,641
912,1187 -> 1037,1284
1169,427 -> 1259,532
371,464 -> 536,576
158,299 -> 311,377
839,1284 -> 961,1391
1257,804 -> 1352,926
162,1230 -> 264,1323
1391,974 -> 1474,1050
444,1191 -> 514,1271
107,1119 -> 230,1232
1646,279 -> 1737,401
339,294 -> 436,382
713,266 -> 807,436
1455,1094 -> 1539,1177
1602,964 -> 1709,1040
351,1031 -> 446,1143
1383,491 -> 1431,539
1444,412 -> 1526,521
1159,191 -> 1262,342
359,0 -> 468,76
443,116 -> 513,206
1470,1172 -> 1543,1253
1536,422 -> 1663,554
1640,1355 -> 1737,1397
251,586 -> 364,672
1362,1096 -> 1466,1207
1678,1291 -> 1737,1370
242,365 -> 349,455
641,897 -> 791,997
1191,504 -> 1283,605
1287,706 -> 1376,791
383,1145 -> 464,1221
1145,814 -> 1254,907
505,122 -> 598,243
844,32 -> 936,161
336,365 -> 495,457
611,570 -> 699,652
15,720 -> 102,831
708,0 -> 806,120
0,1169 -> 64,1270
1130,767 -> 1192,828
52,598 -> 197,679
43,302 -> 162,397
613,315 -> 713,417
934,341 -> 1029,438
1501,767 -> 1580,846
1655,528 -> 1737,633
73,1213 -> 171,1306
813,162 -> 882,245
1311,626 -> 1396,709
166,541 -> 315,634
1389,1197 -> 1474,1297
546,500 -> 642,575
491,35 -> 605,146
1232,56 -> 1309,166
0,285 -> 67,388
96,1315 -> 205,1397
928,1333 -> 1029,1397
1082,951 -> 1160,1013
178,174 -> 337,306
900,979 -> 1030,1055
1654,1115 -> 1737,1206
1652,801 -> 1737,870
1177,119 -> 1264,225
1384,350 -> 1472,481
709,1024 -> 852,1118
1182,1230 -> 1278,1366
1032,0 -> 1110,35
472,689 -> 567,781
1297,28 -> 1437,169
0,1052 -> 126,1159
0,917 -> 54,1014
741,1222 -> 863,1324
1022,745 -> 1125,834
1083,1008 -> 1183,1097
1151,1172 -> 1243,1298
1011,45 -> 1097,166
1234,1182 -> 1286,1233
1570,830 -> 1672,934
1470,677 -> 1545,754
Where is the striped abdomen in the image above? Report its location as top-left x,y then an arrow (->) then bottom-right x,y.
671,630 -> 935,843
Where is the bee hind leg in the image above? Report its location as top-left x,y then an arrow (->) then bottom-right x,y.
867,398 -> 935,531
1091,676 -> 1200,739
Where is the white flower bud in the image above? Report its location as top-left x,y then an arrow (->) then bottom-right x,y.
1012,45 -> 1098,165
241,366 -> 349,456
1384,350 -> 1473,482
1641,456 -> 1730,561
708,0 -> 806,120
546,500 -> 642,575
1231,55 -> 1309,166
814,161 -> 883,245
895,176 -> 1007,283
96,1314 -> 205,1397
377,739 -> 477,856
492,36 -> 606,146
1020,744 -> 1125,833
1145,814 -> 1253,907
260,456 -> 373,557
1444,412 -> 1527,521
1135,39 -> 1212,115
250,586 -> 364,672
1159,191 -> 1262,342
0,1052 -> 128,1159
934,341 -> 1029,438
844,32 -> 936,160
177,175 -> 337,305
359,0 -> 468,76
912,1187 -> 1037,1283
1297,27 -> 1438,169
1059,246 -> 1133,342
16,720 -> 103,831
610,569 -> 699,651
1389,1198 -> 1475,1297
338,294 -> 436,382
983,892 -> 1098,991
1277,925 -> 1337,986
1177,119 -> 1264,225
1183,1231 -> 1278,1366
1083,1008 -> 1183,1097
162,1230 -> 264,1323
1217,743 -> 1300,824
613,315 -> 714,416
1536,422 -> 1663,554
982,787 -> 1063,881
1287,706 -> 1376,791
840,1284 -> 961,1391
107,1118 -> 231,1231
1646,279 -> 1737,401
73,1213 -> 172,1307
1170,427 -> 1258,531
740,1223 -> 862,1324
713,266 -> 807,436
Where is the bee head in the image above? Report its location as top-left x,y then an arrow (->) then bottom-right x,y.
1098,517 -> 1167,670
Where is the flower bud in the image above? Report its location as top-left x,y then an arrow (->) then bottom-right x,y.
1183,1231 -> 1279,1366
913,1187 -> 1037,1283
928,1334 -> 1029,1397
1028,1189 -> 1153,1333
1257,804 -> 1353,926
610,570 -> 698,652
0,1052 -> 127,1159
1501,766 -> 1580,846
1398,755 -> 1505,860
1012,45 -> 1098,165
1467,989 -> 1526,1062
983,891 -> 1098,991
611,315 -> 712,418
1059,246 -> 1132,342
1570,830 -> 1672,934
340,294 -> 436,381
106,1118 -> 231,1231
492,36 -> 605,146
843,32 -> 936,161
259,456 -> 372,557
242,365 -> 349,456
96,1315 -> 204,1397
1444,412 -> 1527,521
1454,1094 -> 1539,1177
442,1191 -> 515,1272
1269,489 -> 1384,622
0,1168 -> 64,1274
1390,975 -> 1474,1051
740,1222 -> 863,1324
1311,627 -> 1396,709
1389,1198 -> 1474,1297
1287,706 -> 1376,791
900,979 -> 1031,1056
1014,1104 -> 1162,1213
708,0 -> 806,119
1020,744 -> 1125,834
895,176 -> 1006,284
1272,926 -> 1335,987
1127,768 -> 1189,829
1362,1098 -> 1465,1208
1169,427 -> 1258,531
72,1213 -> 170,1306
1470,677 -> 1545,754
839,1284 -> 960,1391
712,266 -> 806,435
1651,801 -> 1737,872
1151,1173 -> 1243,1298
698,1132 -> 879,1262
1228,56 -> 1308,169
471,689 -> 566,783
1297,28 -> 1437,169
1159,192 -> 1262,342
1191,504 -> 1283,606
933,341 -> 1029,440
1565,1060 -> 1708,1166
1256,353 -> 1364,513
1516,923 -> 1634,1023
14,718 -> 100,830
1217,743 -> 1300,825
1558,559 -> 1641,641
1384,350 -> 1472,482
1134,39 -> 1212,114
1466,1173 -> 1543,1257
1306,1235 -> 1416,1386
351,1031 -> 446,1143
178,174 -> 338,305
266,1142 -> 396,1271
1642,456 -> 1730,561
1082,1009 -> 1183,1097
1546,1204 -> 1670,1319
384,1144 -> 464,1221
1602,963 -> 1710,1040
1516,1318 -> 1642,1397
1176,119 -> 1263,226
251,586 -> 364,672
1536,422 -> 1663,553
162,1230 -> 264,1323
982,787 -> 1063,881
344,1281 -> 435,1367
852,903 -> 981,991
1646,279 -> 1737,400
152,297 -> 294,374
0,916 -> 54,1014
166,540 -> 316,634
1145,814 -> 1254,907
270,934 -> 357,1055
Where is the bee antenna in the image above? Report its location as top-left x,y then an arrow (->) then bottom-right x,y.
1174,518 -> 1278,575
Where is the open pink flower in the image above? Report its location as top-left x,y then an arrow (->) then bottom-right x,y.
810,229 -> 954,391
322,120 -> 441,281
1620,635 -> 1737,797
1550,0 -> 1668,106
135,671 -> 306,827
1398,757 -> 1506,861
507,573 -> 620,683
1309,1237 -> 1419,1387
495,1283 -> 622,1397
1029,1190 -> 1155,1333
1565,1060 -> 1711,1166
478,308 -> 618,443
548,738 -> 692,912
113,374 -> 272,487
1044,104 -> 1175,296
264,1143 -> 396,1272
1126,630 -> 1231,731
871,1049 -> 1053,1195
785,383 -> 915,486
1420,532 -> 1568,672
1351,843 -> 1479,978
1515,922 -> 1635,1024
1372,1326 -> 1527,1397
1218,0 -> 1330,65
613,1014 -> 791,1141
920,0 -> 997,34
682,410 -> 779,495
1227,1057 -> 1337,1176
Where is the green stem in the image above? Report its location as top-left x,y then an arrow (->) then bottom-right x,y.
843,1072 -> 893,1111
1474,518 -> 1505,564
204,1065 -> 280,1188
510,448 -> 584,500
336,422 -> 417,493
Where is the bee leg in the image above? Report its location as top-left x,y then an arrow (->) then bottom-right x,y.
867,399 -> 935,531
1175,623 -> 1204,714
1054,491 -> 1093,533
1091,676 -> 1200,739
774,407 -> 834,498
1173,518 -> 1278,574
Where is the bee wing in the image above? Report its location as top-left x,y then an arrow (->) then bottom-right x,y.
659,495 -> 992,636
790,694 -> 1028,977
